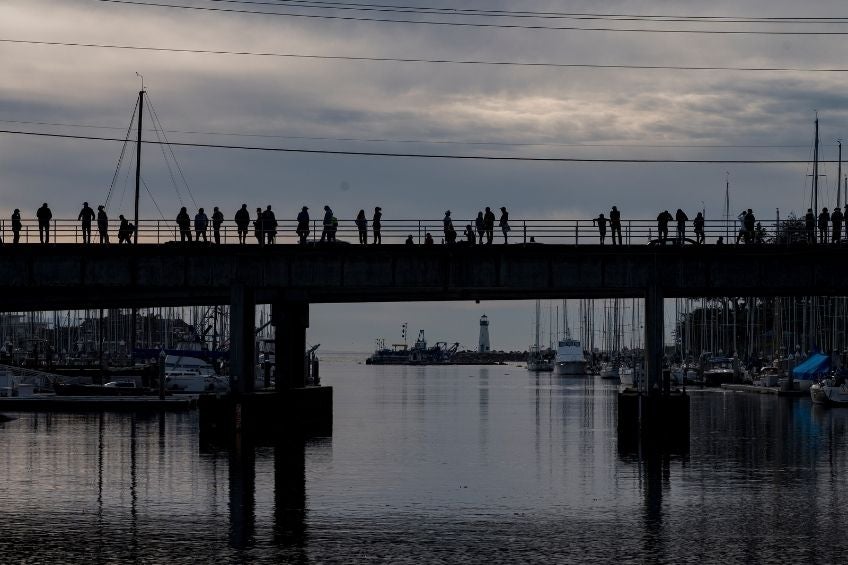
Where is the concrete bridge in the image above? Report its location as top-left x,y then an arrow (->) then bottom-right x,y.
0,243 -> 838,436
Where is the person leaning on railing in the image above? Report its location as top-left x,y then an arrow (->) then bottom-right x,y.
11,209 -> 21,244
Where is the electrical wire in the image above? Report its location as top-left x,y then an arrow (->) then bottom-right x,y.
0,128 -> 841,164
92,0 -> 848,35
0,118 -> 830,149
3,38 -> 848,72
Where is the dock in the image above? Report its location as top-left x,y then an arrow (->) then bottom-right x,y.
720,384 -> 809,397
0,394 -> 197,412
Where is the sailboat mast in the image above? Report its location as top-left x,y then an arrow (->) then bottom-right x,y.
838,140 -> 843,209
725,173 -> 730,241
134,89 -> 144,245
813,114 -> 820,215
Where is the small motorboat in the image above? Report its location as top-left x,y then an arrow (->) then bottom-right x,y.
810,377 -> 848,406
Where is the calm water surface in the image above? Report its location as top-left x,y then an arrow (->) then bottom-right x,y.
1,356 -> 848,563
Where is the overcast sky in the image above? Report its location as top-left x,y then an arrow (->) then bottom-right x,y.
2,0 -> 847,351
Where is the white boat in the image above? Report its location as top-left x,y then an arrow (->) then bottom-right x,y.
810,378 -> 848,406
555,338 -> 587,376
527,345 -> 554,372
165,369 -> 229,393
619,363 -> 643,389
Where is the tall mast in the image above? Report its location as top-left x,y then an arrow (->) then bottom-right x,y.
813,114 -> 820,215
838,139 -> 843,209
724,172 -> 730,241
134,88 -> 144,245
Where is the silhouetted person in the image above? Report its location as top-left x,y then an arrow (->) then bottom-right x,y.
475,211 -> 484,244
297,206 -> 310,244
693,212 -> 705,244
235,204 -> 250,244
743,209 -> 755,244
832,206 -> 843,243
592,213 -> 608,244
177,206 -> 192,242
610,205 -> 622,245
443,210 -> 456,244
37,203 -> 52,244
483,207 -> 495,244
327,213 -> 337,242
656,210 -> 672,243
716,236 -> 724,245
320,206 -> 333,243
254,207 -> 264,246
675,208 -> 688,242
464,224 -> 475,244
355,209 -> 367,244
97,205 -> 109,244
373,207 -> 382,244
11,209 -> 21,244
819,207 -> 830,244
424,232 -> 434,245
117,215 -> 132,244
805,208 -> 816,243
195,208 -> 209,242
499,207 -> 510,244
212,206 -> 224,244
263,205 -> 277,244
405,235 -> 414,245
78,202 -> 95,244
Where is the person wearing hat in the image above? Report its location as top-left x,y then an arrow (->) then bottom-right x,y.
443,210 -> 456,244
97,205 -> 109,244
373,206 -> 383,244
320,205 -> 333,243
297,206 -> 310,244
499,206 -> 510,244
832,206 -> 844,243
818,207 -> 830,244
78,202 -> 95,244
11,209 -> 22,244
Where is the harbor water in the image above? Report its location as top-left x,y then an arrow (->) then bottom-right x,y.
1,355 -> 848,563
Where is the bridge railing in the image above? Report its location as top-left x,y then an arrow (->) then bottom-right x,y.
0,217 -> 815,245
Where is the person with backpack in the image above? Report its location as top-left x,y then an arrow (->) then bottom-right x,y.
117,215 -> 132,244
176,207 -> 192,242
234,204 -> 250,244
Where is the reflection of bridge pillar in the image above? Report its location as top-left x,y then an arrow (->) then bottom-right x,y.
273,301 -> 309,391
274,440 -> 307,547
230,285 -> 255,394
645,285 -> 664,394
228,436 -> 256,550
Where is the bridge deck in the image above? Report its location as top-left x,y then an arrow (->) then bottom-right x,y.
0,243 -> 839,310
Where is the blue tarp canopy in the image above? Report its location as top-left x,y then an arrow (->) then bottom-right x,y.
793,353 -> 831,380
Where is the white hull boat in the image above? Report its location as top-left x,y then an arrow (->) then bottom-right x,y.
810,379 -> 848,406
555,339 -> 586,377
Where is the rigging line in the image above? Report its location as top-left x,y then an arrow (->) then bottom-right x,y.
140,176 -> 168,220
214,0 -> 848,25
0,128 -> 842,163
118,142 -> 137,212
4,38 -> 848,72
147,102 -> 187,207
105,98 -> 140,209
92,0 -> 848,35
0,118 -> 834,149
146,94 -> 198,208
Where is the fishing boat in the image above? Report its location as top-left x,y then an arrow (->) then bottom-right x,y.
810,376 -> 848,406
555,338 -> 587,376
366,330 -> 458,365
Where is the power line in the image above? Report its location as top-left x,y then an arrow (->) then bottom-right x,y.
0,118 -> 829,150
214,0 -> 848,25
93,0 -> 848,35
4,38 -> 848,73
0,128 -> 839,164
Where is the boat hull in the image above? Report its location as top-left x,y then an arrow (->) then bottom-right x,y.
810,382 -> 848,406
556,361 -> 587,377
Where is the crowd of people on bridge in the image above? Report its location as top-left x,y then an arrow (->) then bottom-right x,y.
7,201 -> 846,246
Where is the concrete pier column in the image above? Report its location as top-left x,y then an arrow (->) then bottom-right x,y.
273,301 -> 309,391
230,284 -> 256,394
644,285 -> 664,394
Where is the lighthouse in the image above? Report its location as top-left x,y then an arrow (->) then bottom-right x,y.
478,315 -> 491,352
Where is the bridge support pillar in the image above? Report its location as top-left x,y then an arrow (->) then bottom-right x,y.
273,301 -> 309,391
644,285 -> 664,393
229,284 -> 256,394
